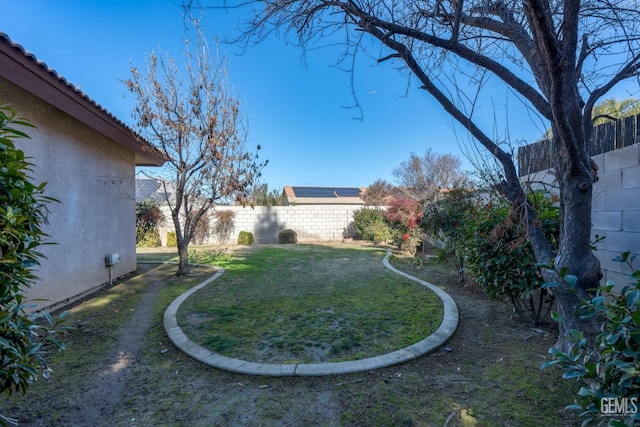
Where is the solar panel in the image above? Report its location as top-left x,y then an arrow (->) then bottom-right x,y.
335,188 -> 361,197
293,187 -> 326,197
292,187 -> 361,198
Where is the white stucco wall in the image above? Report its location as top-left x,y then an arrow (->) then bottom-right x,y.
1,79 -> 137,311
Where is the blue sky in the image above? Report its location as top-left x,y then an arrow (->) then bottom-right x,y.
1,1 -> 636,190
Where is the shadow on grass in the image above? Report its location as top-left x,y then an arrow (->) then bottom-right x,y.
159,242 -> 453,371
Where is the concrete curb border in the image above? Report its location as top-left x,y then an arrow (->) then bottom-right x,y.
160,250 -> 459,376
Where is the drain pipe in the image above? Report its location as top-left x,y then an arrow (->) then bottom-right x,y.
105,253 -> 120,286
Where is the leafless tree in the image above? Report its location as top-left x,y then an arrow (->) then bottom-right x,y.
125,23 -> 266,275
184,0 -> 640,348
362,178 -> 395,205
392,149 -> 468,201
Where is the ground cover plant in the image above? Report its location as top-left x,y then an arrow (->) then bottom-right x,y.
0,242 -> 579,426
178,244 -> 443,363
542,252 -> 640,426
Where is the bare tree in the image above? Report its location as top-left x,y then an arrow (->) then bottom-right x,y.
125,23 -> 266,275
362,178 -> 394,206
184,0 -> 640,348
392,149 -> 468,201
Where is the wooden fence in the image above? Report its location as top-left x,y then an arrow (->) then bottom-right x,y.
517,114 -> 640,176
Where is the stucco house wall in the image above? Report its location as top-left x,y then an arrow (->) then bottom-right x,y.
0,33 -> 165,311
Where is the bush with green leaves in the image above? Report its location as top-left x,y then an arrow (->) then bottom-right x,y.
137,229 -> 161,247
278,229 -> 297,244
422,188 -> 477,281
542,252 -> 640,426
464,192 -> 559,326
0,105 -> 70,425
166,231 -> 177,247
213,209 -> 235,244
352,207 -> 392,244
384,198 -> 423,256
136,199 -> 164,247
237,231 -> 254,245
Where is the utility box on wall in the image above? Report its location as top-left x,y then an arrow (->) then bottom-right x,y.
105,253 -> 120,267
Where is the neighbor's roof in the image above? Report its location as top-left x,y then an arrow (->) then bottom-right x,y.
0,32 -> 166,167
135,178 -> 175,202
284,186 -> 366,205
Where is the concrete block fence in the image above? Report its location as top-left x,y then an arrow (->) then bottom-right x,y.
158,204 -> 366,246
591,144 -> 640,286
522,143 -> 640,288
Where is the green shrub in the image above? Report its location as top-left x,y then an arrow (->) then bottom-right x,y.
542,252 -> 640,426
237,231 -> 254,245
137,229 -> 162,247
352,207 -> 392,244
384,198 -> 423,256
278,229 -> 297,244
166,231 -> 177,247
464,191 -> 559,326
136,199 -> 165,246
422,188 -> 477,281
0,105 -> 70,425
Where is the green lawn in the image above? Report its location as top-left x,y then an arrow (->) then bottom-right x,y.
176,244 -> 444,363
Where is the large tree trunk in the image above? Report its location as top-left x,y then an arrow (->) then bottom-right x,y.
551,159 -> 602,350
525,6 -> 603,349
525,184 -> 601,350
524,125 -> 602,350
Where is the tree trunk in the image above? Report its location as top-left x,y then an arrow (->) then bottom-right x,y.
176,238 -> 190,276
551,167 -> 601,350
171,210 -> 190,276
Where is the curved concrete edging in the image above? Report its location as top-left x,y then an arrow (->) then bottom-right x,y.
160,250 -> 459,376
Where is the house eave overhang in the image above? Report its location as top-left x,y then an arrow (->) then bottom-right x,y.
0,32 -> 166,167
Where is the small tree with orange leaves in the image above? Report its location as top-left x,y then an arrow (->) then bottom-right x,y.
125,22 -> 266,275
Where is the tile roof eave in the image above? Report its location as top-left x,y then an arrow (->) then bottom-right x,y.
0,32 -> 166,167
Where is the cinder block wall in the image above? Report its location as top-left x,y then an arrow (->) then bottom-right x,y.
591,144 -> 640,286
159,204 -> 364,245
521,143 -> 640,288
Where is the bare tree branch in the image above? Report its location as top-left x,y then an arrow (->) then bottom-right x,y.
182,0 -> 640,348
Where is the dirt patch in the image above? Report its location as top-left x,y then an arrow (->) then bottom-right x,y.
0,243 -> 580,426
